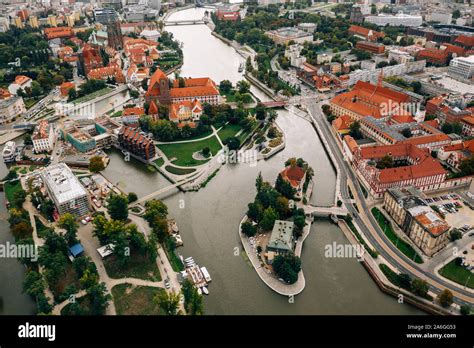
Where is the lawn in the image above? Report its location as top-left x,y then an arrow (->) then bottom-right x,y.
4,180 -> 23,203
112,284 -> 165,315
72,87 -> 112,105
103,252 -> 161,281
439,258 -> 474,289
154,157 -> 165,167
165,165 -> 196,176
158,136 -> 222,167
371,207 -> 424,264
217,124 -> 242,143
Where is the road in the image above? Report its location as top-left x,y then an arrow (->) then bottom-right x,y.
304,99 -> 474,308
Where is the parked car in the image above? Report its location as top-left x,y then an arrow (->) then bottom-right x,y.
164,279 -> 171,289
80,219 -> 87,225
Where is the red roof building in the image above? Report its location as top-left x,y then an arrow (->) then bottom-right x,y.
82,44 -> 103,75
353,143 -> 447,198
216,8 -> 240,21
44,27 -> 74,40
169,98 -> 202,128
279,165 -> 307,198
348,25 -> 384,42
416,48 -> 449,66
330,79 -> 410,121
60,81 -> 75,96
355,41 -> 385,54
442,43 -> 466,57
87,65 -> 125,84
117,126 -> 156,161
454,35 -> 474,50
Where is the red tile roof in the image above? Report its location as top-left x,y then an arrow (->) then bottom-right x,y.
44,27 -> 74,40
146,68 -> 168,97
348,25 -> 384,40
169,78 -> 219,99
123,107 -> 145,116
454,35 -> 474,48
148,100 -> 159,115
280,165 -> 306,188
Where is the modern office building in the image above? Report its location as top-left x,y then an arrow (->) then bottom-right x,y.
365,13 -> 423,27
41,163 -> 90,216
448,55 -> 474,81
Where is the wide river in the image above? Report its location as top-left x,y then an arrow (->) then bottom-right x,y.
104,8 -> 421,314
1,7 -> 421,315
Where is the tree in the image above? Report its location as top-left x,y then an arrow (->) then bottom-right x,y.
259,207 -> 279,231
154,290 -> 181,315
144,199 -> 168,224
321,104 -> 331,116
247,201 -> 264,222
202,147 -> 210,157
58,213 -> 79,246
219,80 -> 233,94
401,128 -> 412,138
178,77 -> 186,88
411,278 -> 429,298
87,281 -> 111,315
181,279 -> 204,315
272,254 -> 301,284
224,136 -> 240,150
130,90 -> 139,99
12,189 -> 27,209
449,229 -> 462,242
460,305 -> 471,315
127,192 -> 138,203
23,133 -> 33,146
437,289 -> 453,308
237,80 -> 250,94
255,172 -> 263,192
106,194 -> 129,221
293,215 -> 306,234
275,174 -> 295,199
89,156 -> 105,173
241,221 -> 257,237
377,155 -> 394,169
349,121 -> 363,139
23,271 -> 45,297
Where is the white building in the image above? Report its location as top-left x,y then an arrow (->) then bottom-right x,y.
388,49 -> 415,64
0,96 -> 25,124
448,55 -> 474,82
32,120 -> 55,153
8,75 -> 32,96
41,163 -> 90,216
284,44 -> 306,68
365,13 -> 423,27
2,141 -> 16,163
428,12 -> 452,25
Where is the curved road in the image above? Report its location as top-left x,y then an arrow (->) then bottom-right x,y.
305,99 -> 474,308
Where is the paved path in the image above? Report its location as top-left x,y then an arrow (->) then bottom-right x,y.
154,126 -> 222,145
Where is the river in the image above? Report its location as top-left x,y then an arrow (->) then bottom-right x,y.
103,8 -> 422,314
0,137 -> 36,315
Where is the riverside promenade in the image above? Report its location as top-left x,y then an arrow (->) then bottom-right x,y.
239,215 -> 312,296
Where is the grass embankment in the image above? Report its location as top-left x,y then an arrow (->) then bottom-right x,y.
371,207 -> 423,264
103,253 -> 162,281
158,136 -> 221,167
344,217 -> 378,258
217,124 -> 242,143
439,258 -> 474,289
164,166 -> 196,175
112,284 -> 165,315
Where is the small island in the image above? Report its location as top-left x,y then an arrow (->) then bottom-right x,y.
239,158 -> 314,296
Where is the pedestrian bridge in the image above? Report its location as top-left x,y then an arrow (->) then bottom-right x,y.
165,20 -> 206,26
304,205 -> 348,217
129,171 -> 202,206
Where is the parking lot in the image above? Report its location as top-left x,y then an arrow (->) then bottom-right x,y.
424,193 -> 474,233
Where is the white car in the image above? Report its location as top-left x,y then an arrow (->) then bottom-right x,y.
81,219 -> 87,225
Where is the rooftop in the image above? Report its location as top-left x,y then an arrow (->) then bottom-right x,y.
41,163 -> 88,205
